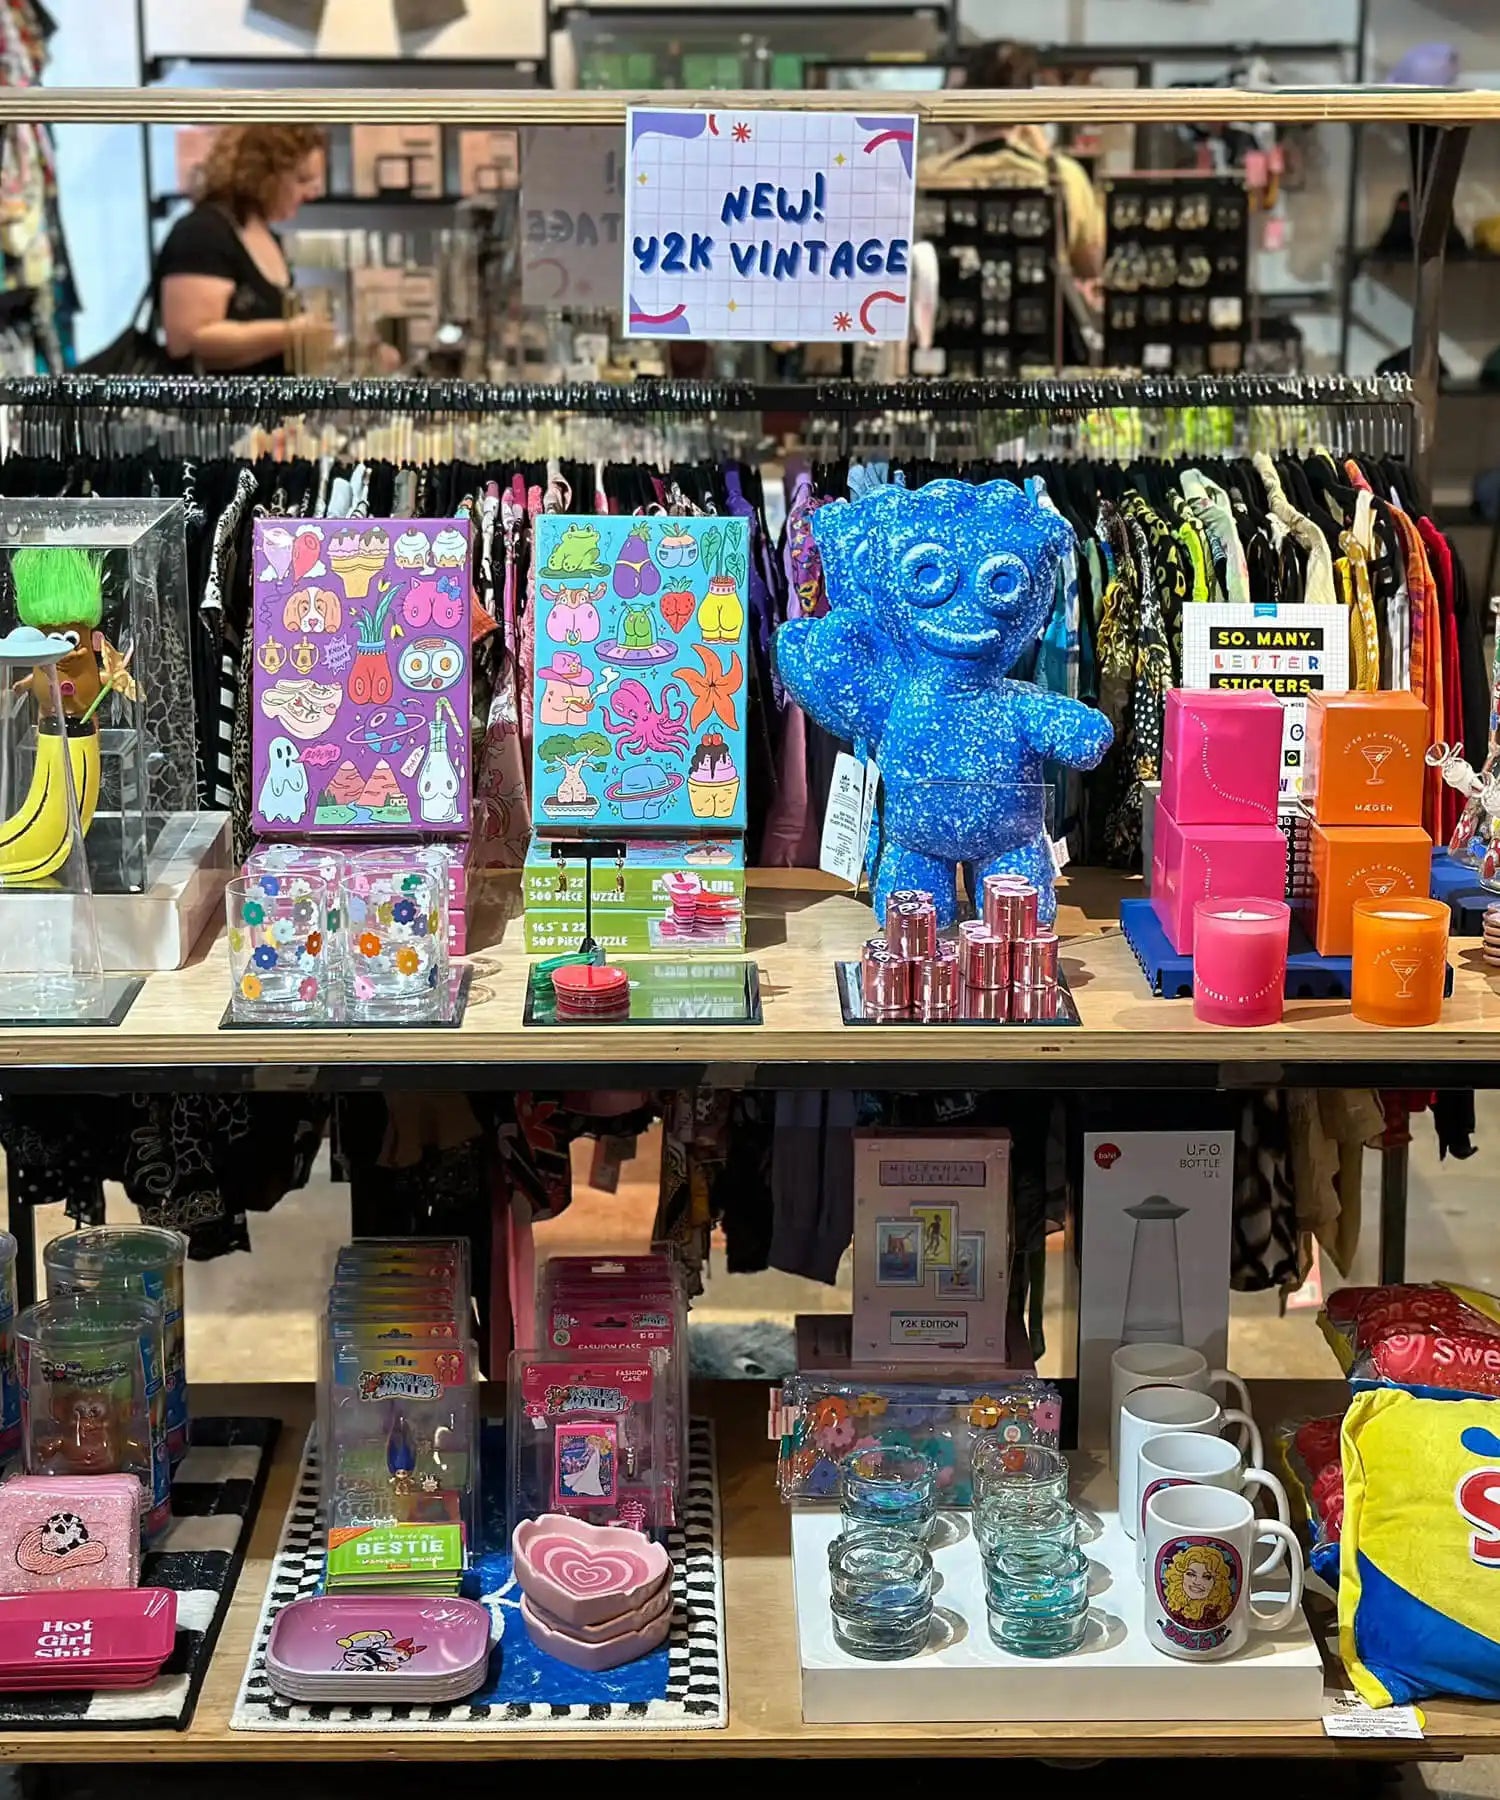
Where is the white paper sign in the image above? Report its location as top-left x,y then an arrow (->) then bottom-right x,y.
623,108 -> 917,342
520,127 -> 625,310
1180,604 -> 1350,799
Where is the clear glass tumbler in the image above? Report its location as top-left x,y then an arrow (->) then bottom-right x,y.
14,1292 -> 172,1542
972,1440 -> 1070,1512
827,1527 -> 933,1661
226,873 -> 331,1020
43,1225 -> 190,1466
985,1544 -> 1090,1657
839,1445 -> 938,1542
976,1495 -> 1079,1563
343,857 -> 448,1021
243,845 -> 349,997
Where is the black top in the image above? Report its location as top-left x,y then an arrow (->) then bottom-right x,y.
154,203 -> 290,376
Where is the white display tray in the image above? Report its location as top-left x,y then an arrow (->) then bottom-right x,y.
792,1453 -> 1324,1724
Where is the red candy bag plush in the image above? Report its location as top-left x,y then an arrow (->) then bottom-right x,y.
1321,1283 -> 1500,1401
1278,1412 -> 1346,1585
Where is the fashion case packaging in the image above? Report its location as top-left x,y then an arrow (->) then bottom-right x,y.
1078,1130 -> 1235,1452
851,1130 -> 1011,1364
250,519 -> 473,839
1302,822 -> 1432,956
529,514 -> 749,836
1158,689 -> 1282,825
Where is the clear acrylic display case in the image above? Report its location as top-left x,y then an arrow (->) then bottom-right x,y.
0,499 -> 198,896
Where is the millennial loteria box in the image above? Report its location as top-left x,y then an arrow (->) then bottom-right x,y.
851,1130 -> 1012,1364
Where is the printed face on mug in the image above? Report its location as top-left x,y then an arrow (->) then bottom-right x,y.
1116,1384 -> 1264,1542
1109,1342 -> 1253,1473
1144,1484 -> 1303,1662
1135,1430 -> 1291,1583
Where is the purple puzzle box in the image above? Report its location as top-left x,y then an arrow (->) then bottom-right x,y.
251,518 -> 473,837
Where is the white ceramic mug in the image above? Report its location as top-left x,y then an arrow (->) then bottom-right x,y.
1109,1343 -> 1253,1473
1117,1385 -> 1263,1542
1143,1483 -> 1304,1662
1135,1430 -> 1291,1583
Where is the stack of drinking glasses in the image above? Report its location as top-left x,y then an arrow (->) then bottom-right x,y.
826,1446 -> 937,1660
973,1442 -> 1089,1656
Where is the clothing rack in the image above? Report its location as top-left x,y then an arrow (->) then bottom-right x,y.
0,372 -> 1415,415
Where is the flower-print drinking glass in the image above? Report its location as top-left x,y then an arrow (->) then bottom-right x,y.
839,1445 -> 938,1543
343,858 -> 448,1021
226,875 -> 331,1021
243,846 -> 349,998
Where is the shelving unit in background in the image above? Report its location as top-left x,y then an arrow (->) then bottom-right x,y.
0,79 -> 1490,1769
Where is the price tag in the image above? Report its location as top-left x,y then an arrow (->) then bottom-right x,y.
820,752 -> 867,886
1322,1694 -> 1424,1739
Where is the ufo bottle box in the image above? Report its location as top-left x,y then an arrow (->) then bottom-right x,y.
251,519 -> 473,838
530,514 -> 750,835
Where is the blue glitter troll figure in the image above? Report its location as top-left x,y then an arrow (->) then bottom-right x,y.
775,478 -> 1113,926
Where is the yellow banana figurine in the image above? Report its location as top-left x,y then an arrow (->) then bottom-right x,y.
0,547 -> 121,887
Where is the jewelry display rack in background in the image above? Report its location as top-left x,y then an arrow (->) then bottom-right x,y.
0,81 -> 1488,1768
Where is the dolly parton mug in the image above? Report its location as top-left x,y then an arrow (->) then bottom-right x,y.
1135,1430 -> 1290,1583
1109,1343 -> 1253,1473
1117,1385 -> 1263,1542
1143,1485 -> 1303,1662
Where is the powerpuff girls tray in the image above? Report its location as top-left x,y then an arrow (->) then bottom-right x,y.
250,519 -> 473,838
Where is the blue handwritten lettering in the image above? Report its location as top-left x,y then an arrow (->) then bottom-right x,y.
751,181 -> 776,219
886,237 -> 908,275
632,235 -> 660,273
729,242 -> 758,276
773,243 -> 802,280
829,241 -> 856,278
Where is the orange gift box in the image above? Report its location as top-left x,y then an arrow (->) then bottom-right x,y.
1303,691 -> 1429,826
1303,821 -> 1432,956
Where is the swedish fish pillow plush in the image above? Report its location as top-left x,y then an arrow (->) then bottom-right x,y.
1340,1387 -> 1500,1706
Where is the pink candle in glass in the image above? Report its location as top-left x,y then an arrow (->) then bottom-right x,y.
1192,899 -> 1291,1027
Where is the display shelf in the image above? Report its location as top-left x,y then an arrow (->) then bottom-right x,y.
0,1377 -> 1491,1762
4,87 -> 1500,127
0,873 -> 1498,1092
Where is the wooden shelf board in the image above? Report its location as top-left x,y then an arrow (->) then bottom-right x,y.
2,1379 -> 1494,1761
1,874 -> 1499,1078
3,87 -> 1500,126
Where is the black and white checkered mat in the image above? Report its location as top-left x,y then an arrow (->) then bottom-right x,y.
0,1416 -> 278,1730
232,1417 -> 726,1732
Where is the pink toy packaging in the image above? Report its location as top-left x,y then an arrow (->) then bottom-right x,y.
1158,688 -> 1283,825
507,1351 -> 670,1535
0,1475 -> 140,1594
1150,796 -> 1289,953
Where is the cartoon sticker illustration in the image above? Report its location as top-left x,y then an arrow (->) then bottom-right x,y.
875,1218 -> 923,1286
539,731 -> 609,821
531,514 -> 749,833
282,585 -> 342,633
398,636 -> 466,694
603,677 -> 689,759
252,519 -> 473,836
543,583 -> 604,644
333,1628 -> 428,1672
258,736 -> 309,824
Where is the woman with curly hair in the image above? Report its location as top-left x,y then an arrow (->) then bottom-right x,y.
156,125 -> 329,373
1159,1542 -> 1236,1627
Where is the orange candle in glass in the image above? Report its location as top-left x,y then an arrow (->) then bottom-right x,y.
1350,898 -> 1450,1026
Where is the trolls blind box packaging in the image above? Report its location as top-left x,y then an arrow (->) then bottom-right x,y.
250,518 -> 473,838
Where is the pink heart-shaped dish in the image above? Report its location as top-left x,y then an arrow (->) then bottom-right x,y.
512,1514 -> 671,1627
519,1593 -> 671,1672
522,1571 -> 672,1645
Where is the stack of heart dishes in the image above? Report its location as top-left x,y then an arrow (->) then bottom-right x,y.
512,1515 -> 672,1671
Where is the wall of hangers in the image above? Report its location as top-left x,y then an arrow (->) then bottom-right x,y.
0,372 -> 1420,415
1,86 -> 1499,126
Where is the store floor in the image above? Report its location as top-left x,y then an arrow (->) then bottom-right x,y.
0,1102 -> 1492,1791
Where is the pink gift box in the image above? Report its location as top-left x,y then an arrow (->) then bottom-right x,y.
1151,797 -> 1288,954
1159,689 -> 1283,825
